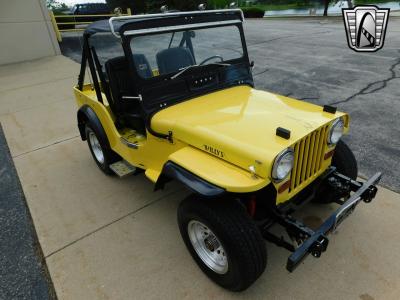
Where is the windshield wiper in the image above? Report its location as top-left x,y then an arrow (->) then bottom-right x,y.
207,62 -> 231,67
170,62 -> 231,80
170,64 -> 199,80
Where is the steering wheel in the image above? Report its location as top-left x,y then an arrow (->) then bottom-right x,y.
199,55 -> 224,65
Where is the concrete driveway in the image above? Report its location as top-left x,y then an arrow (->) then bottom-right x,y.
1,18 -> 400,299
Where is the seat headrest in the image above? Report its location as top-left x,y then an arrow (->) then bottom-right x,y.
105,55 -> 152,79
156,47 -> 195,75
105,56 -> 127,73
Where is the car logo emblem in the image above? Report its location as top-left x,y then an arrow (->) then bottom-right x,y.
342,5 -> 390,52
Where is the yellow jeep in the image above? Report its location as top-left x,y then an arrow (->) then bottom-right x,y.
73,9 -> 381,291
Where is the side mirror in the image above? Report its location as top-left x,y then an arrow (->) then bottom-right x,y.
250,61 -> 255,70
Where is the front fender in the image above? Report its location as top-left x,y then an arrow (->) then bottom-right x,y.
158,161 -> 225,197
156,146 -> 270,195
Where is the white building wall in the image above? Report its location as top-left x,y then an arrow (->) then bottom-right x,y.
0,0 -> 60,65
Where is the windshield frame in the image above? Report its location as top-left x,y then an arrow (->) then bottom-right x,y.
77,10 -> 253,140
123,21 -> 249,83
117,11 -> 253,122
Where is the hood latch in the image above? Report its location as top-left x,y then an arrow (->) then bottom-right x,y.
276,127 -> 291,140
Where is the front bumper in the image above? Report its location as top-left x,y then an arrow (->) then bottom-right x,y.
261,170 -> 382,272
286,172 -> 381,271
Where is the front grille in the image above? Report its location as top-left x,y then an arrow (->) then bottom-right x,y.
289,124 -> 330,193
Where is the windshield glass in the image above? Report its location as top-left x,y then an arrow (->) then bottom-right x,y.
129,25 -> 244,79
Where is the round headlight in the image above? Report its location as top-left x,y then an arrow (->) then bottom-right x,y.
272,148 -> 294,181
327,118 -> 344,145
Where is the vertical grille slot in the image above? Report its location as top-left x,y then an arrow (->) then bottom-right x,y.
295,138 -> 305,188
311,130 -> 320,174
290,142 -> 300,191
306,132 -> 316,178
300,135 -> 310,182
315,125 -> 327,171
289,125 -> 328,193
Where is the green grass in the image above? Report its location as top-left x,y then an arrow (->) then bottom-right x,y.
241,0 -> 398,12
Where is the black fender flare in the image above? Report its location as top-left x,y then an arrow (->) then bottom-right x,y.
155,161 -> 225,197
77,105 -> 111,149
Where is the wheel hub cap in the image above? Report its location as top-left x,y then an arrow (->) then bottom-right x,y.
204,235 -> 220,252
88,131 -> 105,164
187,220 -> 228,274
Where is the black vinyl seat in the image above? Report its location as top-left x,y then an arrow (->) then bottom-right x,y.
105,55 -> 149,133
156,47 -> 195,75
133,54 -> 153,79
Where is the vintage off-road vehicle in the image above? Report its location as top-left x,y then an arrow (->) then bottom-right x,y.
74,9 -> 381,291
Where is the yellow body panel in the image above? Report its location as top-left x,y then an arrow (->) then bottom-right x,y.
74,85 -> 185,182
169,146 -> 269,193
152,86 -> 348,176
74,84 -> 349,204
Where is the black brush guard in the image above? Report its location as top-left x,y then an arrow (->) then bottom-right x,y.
260,169 -> 382,272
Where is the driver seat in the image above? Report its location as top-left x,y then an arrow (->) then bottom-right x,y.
156,47 -> 195,75
105,56 -> 146,133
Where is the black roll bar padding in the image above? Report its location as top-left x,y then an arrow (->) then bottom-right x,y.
83,36 -> 103,104
90,46 -> 115,112
78,45 -> 87,91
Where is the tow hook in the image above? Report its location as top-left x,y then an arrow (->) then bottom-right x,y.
362,185 -> 378,203
310,236 -> 329,258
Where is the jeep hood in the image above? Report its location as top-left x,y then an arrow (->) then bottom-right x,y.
151,86 -> 347,178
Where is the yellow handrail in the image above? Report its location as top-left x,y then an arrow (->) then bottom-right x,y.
54,14 -> 129,18
57,22 -> 93,25
49,8 -> 132,42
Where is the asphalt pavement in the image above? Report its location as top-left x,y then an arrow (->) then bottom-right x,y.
0,125 -> 56,299
60,17 -> 400,192
245,18 -> 400,192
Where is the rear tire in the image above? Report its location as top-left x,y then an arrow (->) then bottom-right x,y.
177,196 -> 267,291
85,125 -> 119,175
314,140 -> 358,203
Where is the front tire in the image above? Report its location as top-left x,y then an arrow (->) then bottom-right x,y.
331,140 -> 358,180
177,196 -> 267,291
85,125 -> 119,175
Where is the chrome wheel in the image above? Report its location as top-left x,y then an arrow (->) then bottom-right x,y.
187,220 -> 228,274
88,129 -> 104,164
